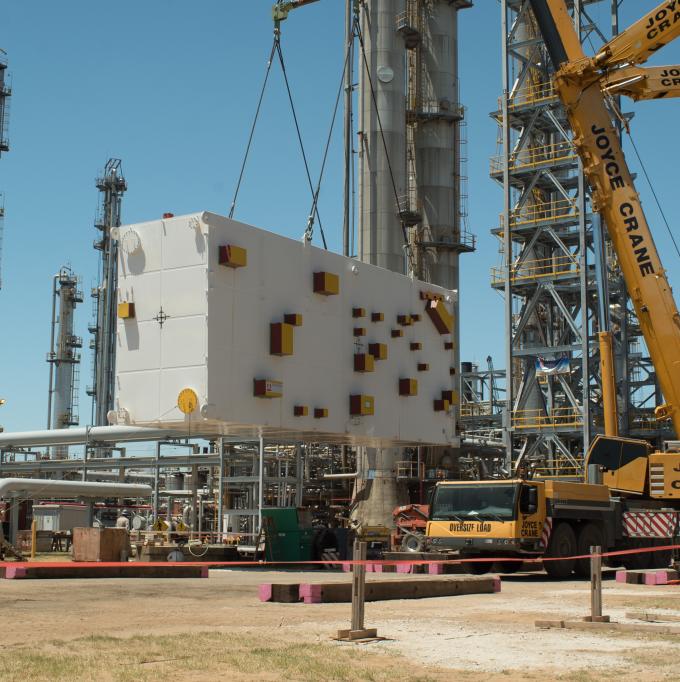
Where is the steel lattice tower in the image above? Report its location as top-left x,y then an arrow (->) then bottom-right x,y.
493,0 -> 670,477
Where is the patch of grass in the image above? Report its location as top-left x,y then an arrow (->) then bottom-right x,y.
0,631 -> 442,682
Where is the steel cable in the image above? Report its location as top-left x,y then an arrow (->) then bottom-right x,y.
306,42 -> 352,248
626,130 -> 680,260
275,41 -> 328,249
229,38 -> 278,220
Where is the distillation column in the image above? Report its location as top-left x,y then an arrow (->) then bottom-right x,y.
89,159 -> 127,430
353,0 -> 408,530
358,0 -> 407,273
47,267 -> 84,458
411,0 -> 473,413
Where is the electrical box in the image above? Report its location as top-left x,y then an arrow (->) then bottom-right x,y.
115,212 -> 458,447
33,504 -> 90,532
117,302 -> 135,319
270,322 -> 294,356
350,394 -> 375,417
399,378 -> 418,397
254,379 -> 283,399
313,271 -> 339,296
368,343 -> 388,361
354,353 -> 375,373
284,313 -> 303,327
219,244 -> 247,268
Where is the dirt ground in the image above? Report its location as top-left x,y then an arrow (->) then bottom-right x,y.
2,566 -> 680,681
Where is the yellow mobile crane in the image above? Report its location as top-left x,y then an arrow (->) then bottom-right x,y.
426,0 -> 680,577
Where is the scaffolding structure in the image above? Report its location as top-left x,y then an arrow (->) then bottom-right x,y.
88,159 -> 127,431
0,437 -> 357,542
493,1 -> 669,479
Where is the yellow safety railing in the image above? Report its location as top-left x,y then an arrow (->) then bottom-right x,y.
460,402 -> 494,417
506,80 -> 557,110
509,197 -> 579,228
630,415 -> 661,432
512,407 -> 583,430
490,141 -> 577,175
491,253 -> 579,285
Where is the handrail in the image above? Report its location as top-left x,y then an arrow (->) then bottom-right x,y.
490,140 -> 577,174
491,253 -> 579,285
512,407 -> 583,430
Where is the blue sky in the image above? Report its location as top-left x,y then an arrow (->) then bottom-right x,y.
0,1 -> 678,434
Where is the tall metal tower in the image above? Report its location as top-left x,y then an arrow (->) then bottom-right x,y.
353,0 -> 472,528
88,159 -> 127,429
492,1 -> 664,476
0,51 -> 12,290
47,267 -> 84,455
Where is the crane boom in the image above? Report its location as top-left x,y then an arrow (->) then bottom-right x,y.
594,1 -> 680,68
529,0 -> 680,437
272,0 -> 321,26
603,64 -> 680,101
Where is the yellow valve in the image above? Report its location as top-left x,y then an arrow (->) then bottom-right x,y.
177,388 -> 198,415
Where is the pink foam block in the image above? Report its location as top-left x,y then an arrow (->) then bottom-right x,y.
493,577 -> 502,593
4,567 -> 27,580
299,584 -> 322,604
342,562 -> 352,572
200,566 -> 209,578
645,570 -> 678,586
428,563 -> 444,575
615,570 -> 627,583
397,563 -> 413,574
258,584 -> 273,602
370,563 -> 383,573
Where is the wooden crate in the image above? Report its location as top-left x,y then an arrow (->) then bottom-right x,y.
72,527 -> 129,562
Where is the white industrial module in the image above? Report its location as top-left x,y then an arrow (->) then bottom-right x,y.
113,212 -> 459,446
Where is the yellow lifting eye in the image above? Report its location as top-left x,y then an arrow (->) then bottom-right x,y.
177,388 -> 198,415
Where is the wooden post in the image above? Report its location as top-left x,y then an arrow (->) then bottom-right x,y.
337,539 -> 380,641
30,519 -> 37,559
351,540 -> 367,631
587,544 -> 610,622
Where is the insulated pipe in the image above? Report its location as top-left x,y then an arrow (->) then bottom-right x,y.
0,478 -> 152,499
322,472 -> 358,479
0,425 -> 190,448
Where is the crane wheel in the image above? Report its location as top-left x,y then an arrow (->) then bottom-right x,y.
544,522 -> 576,579
575,523 -> 604,578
